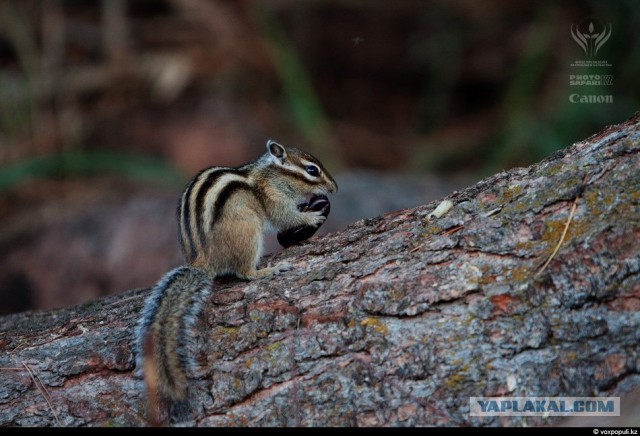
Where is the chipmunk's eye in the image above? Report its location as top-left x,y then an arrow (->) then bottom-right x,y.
305,165 -> 320,177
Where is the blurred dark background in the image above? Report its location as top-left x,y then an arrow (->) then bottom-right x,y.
0,0 -> 638,315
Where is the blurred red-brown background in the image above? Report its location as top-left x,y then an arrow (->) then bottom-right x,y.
1,0 -> 638,314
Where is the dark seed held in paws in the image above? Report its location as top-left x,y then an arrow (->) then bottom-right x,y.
277,194 -> 330,248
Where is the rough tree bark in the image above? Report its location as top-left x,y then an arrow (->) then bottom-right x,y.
1,114 -> 639,427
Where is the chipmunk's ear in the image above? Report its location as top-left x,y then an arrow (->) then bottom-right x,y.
266,139 -> 287,164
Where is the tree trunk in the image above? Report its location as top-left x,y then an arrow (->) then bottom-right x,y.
1,113 -> 639,427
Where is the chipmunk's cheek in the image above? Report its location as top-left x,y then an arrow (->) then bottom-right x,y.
277,194 -> 331,248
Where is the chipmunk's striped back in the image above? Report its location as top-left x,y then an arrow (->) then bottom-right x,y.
178,167 -> 251,264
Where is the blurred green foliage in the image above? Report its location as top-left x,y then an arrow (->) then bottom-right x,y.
411,0 -> 639,175
0,0 -> 638,190
0,151 -> 184,192
257,4 -> 336,168
484,0 -> 640,174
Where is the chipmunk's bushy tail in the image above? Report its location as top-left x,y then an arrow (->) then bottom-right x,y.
135,266 -> 212,401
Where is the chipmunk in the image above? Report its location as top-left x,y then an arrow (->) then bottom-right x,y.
134,140 -> 337,408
